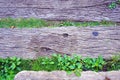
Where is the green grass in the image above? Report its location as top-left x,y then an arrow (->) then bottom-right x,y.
0,54 -> 120,80
0,18 -> 118,28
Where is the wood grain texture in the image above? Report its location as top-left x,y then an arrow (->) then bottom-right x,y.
0,0 -> 120,22
0,27 -> 120,59
14,71 -> 120,80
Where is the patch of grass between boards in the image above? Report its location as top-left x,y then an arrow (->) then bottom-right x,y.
0,54 -> 120,80
0,18 -> 118,28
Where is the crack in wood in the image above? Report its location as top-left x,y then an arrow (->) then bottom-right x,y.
0,1 -> 113,9
40,47 -> 70,56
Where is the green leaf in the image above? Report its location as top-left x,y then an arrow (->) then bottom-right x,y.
58,57 -> 62,62
4,67 -> 8,72
67,56 -> 71,61
11,63 -> 16,70
66,62 -> 70,66
16,67 -> 21,71
62,66 -> 66,70
108,2 -> 117,9
76,63 -> 82,68
10,57 -> 16,61
74,69 -> 81,76
41,62 -> 46,64
17,62 -> 21,65
69,65 -> 75,69
95,63 -> 99,67
16,58 -> 20,61
66,71 -> 73,75
50,62 -> 54,64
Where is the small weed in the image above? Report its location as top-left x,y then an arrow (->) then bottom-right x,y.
108,0 -> 120,9
108,2 -> 117,9
83,56 -> 105,71
52,54 -> 82,76
31,56 -> 58,71
20,59 -> 32,70
104,54 -> 120,71
0,57 -> 21,80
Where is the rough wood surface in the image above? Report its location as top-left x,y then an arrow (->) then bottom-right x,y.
0,27 -> 120,59
14,71 -> 120,80
0,0 -> 120,22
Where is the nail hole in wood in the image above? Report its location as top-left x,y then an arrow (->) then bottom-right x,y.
63,33 -> 69,37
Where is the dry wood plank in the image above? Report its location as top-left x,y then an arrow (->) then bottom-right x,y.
0,0 -> 119,22
0,27 -> 120,59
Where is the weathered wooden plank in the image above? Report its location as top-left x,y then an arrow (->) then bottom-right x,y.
14,71 -> 120,80
0,0 -> 120,22
0,27 -> 120,59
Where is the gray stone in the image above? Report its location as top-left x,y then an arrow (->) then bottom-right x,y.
14,71 -> 120,80
0,27 -> 120,59
0,0 -> 120,22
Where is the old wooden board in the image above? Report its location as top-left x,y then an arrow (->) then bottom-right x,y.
0,27 -> 120,59
0,0 -> 120,22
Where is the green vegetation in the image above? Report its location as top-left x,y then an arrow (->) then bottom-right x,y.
51,54 -> 83,76
83,56 -> 105,72
0,18 -> 117,28
108,0 -> 120,9
0,54 -> 120,80
0,57 -> 21,80
104,55 -> 120,71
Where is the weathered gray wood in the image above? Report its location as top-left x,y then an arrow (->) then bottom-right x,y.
0,0 -> 120,22
14,71 -> 120,80
0,27 -> 120,59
